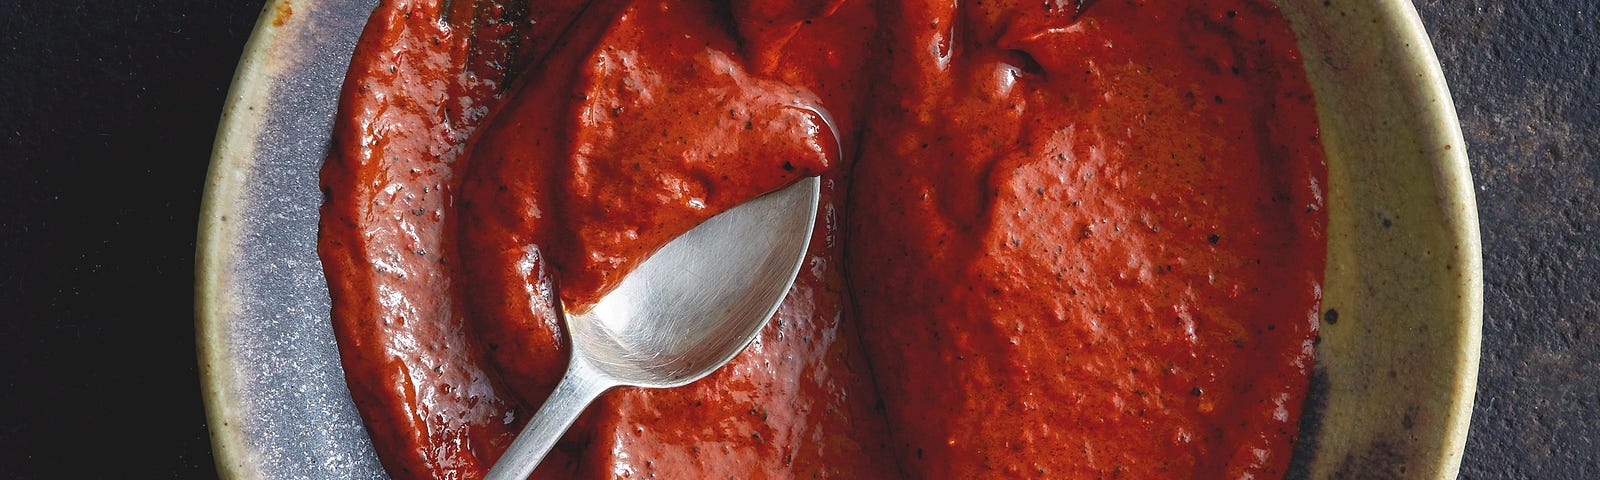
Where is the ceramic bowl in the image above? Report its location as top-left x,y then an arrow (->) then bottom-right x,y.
195,0 -> 1482,477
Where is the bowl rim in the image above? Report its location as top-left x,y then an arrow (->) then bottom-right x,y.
195,2 -> 289,477
1380,0 -> 1482,472
1278,0 -> 1482,475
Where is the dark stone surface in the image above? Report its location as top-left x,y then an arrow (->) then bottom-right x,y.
1415,1 -> 1600,478
0,0 -> 1594,477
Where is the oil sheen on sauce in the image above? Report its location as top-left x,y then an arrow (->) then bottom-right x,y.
317,0 -> 1327,478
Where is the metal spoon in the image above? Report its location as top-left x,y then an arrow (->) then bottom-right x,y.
483,176 -> 822,480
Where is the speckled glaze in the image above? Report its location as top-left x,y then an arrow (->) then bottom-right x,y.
195,0 -> 1482,478
196,1 -> 387,478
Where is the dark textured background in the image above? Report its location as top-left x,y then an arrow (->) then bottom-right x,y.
1,0 -> 1594,477
1416,1 -> 1600,477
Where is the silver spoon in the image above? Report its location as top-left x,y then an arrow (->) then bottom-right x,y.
483,176 -> 822,480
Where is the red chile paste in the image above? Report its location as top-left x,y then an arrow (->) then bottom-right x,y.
318,0 -> 1326,478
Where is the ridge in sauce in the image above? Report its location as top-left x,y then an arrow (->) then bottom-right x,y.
318,0 -> 1326,478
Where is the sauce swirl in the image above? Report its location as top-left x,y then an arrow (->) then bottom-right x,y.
318,0 -> 1325,478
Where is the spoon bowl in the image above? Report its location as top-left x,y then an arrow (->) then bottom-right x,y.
484,176 -> 822,480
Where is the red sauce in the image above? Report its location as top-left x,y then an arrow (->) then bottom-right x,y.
319,0 -> 1326,478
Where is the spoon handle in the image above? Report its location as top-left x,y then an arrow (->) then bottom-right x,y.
484,362 -> 613,480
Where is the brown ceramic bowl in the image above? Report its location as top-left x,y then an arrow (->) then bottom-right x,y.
196,0 -> 1482,477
